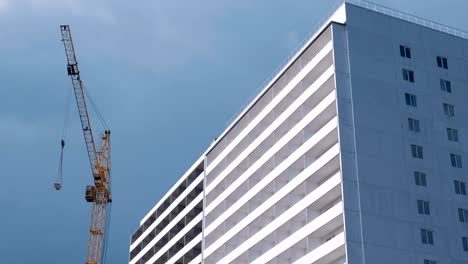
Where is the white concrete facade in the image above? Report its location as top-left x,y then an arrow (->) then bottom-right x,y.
130,2 -> 468,263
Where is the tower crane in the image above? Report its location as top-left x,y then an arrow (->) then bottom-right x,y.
57,25 -> 112,264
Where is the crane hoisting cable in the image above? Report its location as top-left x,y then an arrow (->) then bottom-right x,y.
54,139 -> 65,190
55,86 -> 72,190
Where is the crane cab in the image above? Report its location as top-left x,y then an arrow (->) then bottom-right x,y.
85,186 -> 96,202
67,64 -> 79,76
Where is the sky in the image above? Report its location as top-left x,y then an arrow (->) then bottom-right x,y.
0,0 -> 467,263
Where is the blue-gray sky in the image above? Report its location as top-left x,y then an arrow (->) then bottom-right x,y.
1,0 -> 467,263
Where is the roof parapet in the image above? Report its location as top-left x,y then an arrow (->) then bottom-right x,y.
348,0 -> 468,39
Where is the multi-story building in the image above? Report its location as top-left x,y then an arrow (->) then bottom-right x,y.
129,1 -> 468,263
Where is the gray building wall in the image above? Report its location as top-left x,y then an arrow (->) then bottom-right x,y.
336,4 -> 468,264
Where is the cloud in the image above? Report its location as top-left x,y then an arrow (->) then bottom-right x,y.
44,0 -> 116,23
2,0 -> 116,23
0,115 -> 41,145
0,0 -> 9,12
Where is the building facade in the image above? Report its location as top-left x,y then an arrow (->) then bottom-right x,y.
130,2 -> 468,263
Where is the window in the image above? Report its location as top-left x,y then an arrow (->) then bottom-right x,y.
455,180 -> 467,195
421,229 -> 434,245
440,79 -> 452,93
443,103 -> 455,117
406,93 -> 417,107
437,56 -> 448,69
400,45 -> 411,58
450,153 -> 463,168
447,128 -> 459,142
418,200 -> 431,215
458,208 -> 468,223
424,260 -> 437,264
403,68 -> 415,82
411,144 -> 424,159
414,171 -> 427,186
408,118 -> 421,132
463,237 -> 468,251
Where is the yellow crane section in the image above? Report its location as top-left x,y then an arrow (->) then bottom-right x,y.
57,25 -> 112,264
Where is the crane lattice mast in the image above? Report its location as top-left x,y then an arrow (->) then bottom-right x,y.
59,25 -> 112,264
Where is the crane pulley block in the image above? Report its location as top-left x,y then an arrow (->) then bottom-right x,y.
93,171 -> 103,181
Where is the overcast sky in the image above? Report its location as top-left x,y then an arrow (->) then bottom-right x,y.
1,0 -> 467,263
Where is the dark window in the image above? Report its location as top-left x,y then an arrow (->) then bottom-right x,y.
437,56 -> 448,69
463,237 -> 468,251
403,69 -> 415,82
443,103 -> 455,117
421,229 -> 434,245
458,208 -> 468,223
447,128 -> 459,142
400,45 -> 411,58
408,118 -> 420,132
424,260 -> 437,264
406,93 -> 417,107
411,144 -> 424,159
450,153 -> 463,168
417,200 -> 431,215
455,180 -> 467,195
440,79 -> 452,93
414,171 -> 427,186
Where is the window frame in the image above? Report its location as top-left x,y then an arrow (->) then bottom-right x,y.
402,68 -> 415,82
443,103 -> 455,117
414,171 -> 427,187
421,228 -> 434,245
417,200 -> 431,215
463,237 -> 468,251
408,118 -> 421,133
440,79 -> 452,93
437,56 -> 448,69
400,45 -> 411,58
450,153 -> 463,168
406,93 -> 417,107
411,144 -> 424,159
454,180 -> 467,195
447,128 -> 459,142
458,208 -> 468,223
